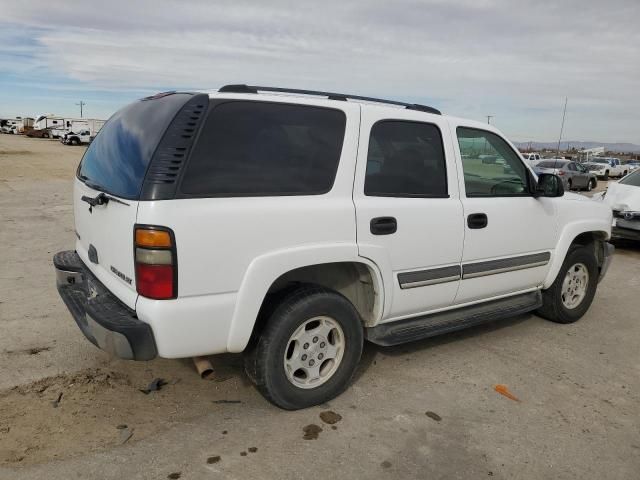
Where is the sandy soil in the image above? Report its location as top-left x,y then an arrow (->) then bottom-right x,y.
1,133 -> 639,479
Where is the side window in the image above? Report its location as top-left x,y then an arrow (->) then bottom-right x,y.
180,101 -> 346,196
567,163 -> 576,171
456,127 -> 529,197
364,120 -> 447,197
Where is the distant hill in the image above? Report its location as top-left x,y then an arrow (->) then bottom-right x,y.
514,141 -> 640,153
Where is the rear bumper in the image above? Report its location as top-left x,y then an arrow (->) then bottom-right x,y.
54,250 -> 157,360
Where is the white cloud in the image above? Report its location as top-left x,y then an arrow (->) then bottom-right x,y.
1,0 -> 639,142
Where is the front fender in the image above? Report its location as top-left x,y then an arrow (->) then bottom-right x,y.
543,219 -> 611,288
226,243 -> 385,352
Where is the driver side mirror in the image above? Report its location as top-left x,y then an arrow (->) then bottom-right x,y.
534,173 -> 564,197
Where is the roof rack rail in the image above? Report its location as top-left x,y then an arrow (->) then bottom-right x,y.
218,84 -> 441,115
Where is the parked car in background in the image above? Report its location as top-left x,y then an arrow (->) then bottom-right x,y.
54,86 -> 614,409
590,157 -> 628,178
522,152 -> 541,163
61,130 -> 92,145
595,169 -> 640,241
26,127 -> 54,138
626,161 -> 640,171
584,162 -> 611,180
534,160 -> 597,191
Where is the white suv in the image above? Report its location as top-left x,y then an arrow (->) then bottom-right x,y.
54,85 -> 614,409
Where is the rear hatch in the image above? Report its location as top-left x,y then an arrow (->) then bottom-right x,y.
74,92 -> 199,309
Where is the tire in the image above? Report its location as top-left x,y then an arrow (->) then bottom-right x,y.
586,179 -> 594,191
43,133 -> 49,139
567,179 -> 572,190
536,244 -> 599,324
604,171 -> 609,180
623,170 -> 628,177
244,285 -> 363,410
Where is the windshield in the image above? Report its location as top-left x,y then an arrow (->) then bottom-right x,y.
619,169 -> 640,187
537,161 -> 566,168
77,93 -> 192,199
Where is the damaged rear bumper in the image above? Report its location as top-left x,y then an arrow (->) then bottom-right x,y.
54,250 -> 157,360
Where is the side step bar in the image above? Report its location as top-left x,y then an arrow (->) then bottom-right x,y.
365,291 -> 542,347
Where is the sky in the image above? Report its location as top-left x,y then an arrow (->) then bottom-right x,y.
0,0 -> 638,143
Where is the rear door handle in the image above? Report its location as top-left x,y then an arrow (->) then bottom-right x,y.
467,213 -> 488,229
370,217 -> 397,235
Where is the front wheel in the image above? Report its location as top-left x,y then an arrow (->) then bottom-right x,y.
586,179 -> 595,191
244,285 -> 363,410
604,171 -> 609,180
536,244 -> 599,324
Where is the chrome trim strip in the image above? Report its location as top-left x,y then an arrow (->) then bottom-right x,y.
401,275 -> 461,289
398,266 -> 461,290
462,252 -> 551,279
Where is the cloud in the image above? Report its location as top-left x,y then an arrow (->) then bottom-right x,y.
0,0 -> 638,142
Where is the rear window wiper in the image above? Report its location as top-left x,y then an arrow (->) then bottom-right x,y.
81,192 -> 130,208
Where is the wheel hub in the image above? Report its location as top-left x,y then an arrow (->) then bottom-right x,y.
561,263 -> 589,310
283,316 -> 345,389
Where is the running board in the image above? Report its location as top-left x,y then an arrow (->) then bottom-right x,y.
365,291 -> 542,347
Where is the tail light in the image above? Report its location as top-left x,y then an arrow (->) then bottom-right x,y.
134,226 -> 177,300
556,170 -> 565,175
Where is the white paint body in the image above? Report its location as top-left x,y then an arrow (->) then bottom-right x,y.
73,92 -> 613,358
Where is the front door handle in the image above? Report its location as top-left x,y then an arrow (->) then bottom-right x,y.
467,213 -> 488,229
370,217 -> 397,235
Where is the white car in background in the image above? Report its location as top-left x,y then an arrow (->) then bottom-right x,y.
595,169 -> 640,241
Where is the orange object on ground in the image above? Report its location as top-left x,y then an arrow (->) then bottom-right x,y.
494,384 -> 520,402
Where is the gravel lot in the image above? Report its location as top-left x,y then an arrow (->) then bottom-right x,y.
1,134 -> 639,479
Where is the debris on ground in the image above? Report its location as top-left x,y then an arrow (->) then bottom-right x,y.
207,455 -> 221,464
167,473 -> 181,479
302,424 -> 323,440
319,410 -> 342,425
425,411 -> 442,422
494,384 -> 521,402
248,447 -> 258,453
381,460 -> 392,469
50,392 -> 63,408
212,399 -> 242,404
118,427 -> 134,444
139,378 -> 168,394
240,451 -> 247,456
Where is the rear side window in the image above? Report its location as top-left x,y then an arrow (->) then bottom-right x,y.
78,93 -> 192,199
364,120 -> 447,197
180,101 -> 346,196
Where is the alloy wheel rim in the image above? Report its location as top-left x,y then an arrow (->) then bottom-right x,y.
283,316 -> 345,389
561,263 -> 589,309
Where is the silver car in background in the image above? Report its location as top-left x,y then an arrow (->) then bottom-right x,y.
534,160 -> 598,191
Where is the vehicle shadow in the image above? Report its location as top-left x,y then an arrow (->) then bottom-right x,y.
353,313 -> 533,382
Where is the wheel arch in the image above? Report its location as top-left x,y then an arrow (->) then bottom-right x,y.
543,225 -> 609,288
226,245 -> 385,353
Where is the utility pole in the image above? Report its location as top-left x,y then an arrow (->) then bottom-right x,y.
486,115 -> 494,124
556,97 -> 568,157
76,101 -> 86,118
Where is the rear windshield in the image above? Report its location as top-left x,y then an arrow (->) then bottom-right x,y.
77,93 -> 191,199
180,101 -> 346,196
619,170 -> 640,187
537,161 -> 566,168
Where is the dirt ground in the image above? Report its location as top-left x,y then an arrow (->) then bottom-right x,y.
1,134 -> 639,479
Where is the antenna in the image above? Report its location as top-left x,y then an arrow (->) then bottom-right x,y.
76,101 -> 86,118
486,115 -> 494,124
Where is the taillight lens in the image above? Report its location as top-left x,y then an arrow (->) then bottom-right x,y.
557,170 -> 565,175
134,226 -> 176,300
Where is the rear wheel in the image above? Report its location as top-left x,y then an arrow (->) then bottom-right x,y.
536,244 -> 598,324
244,285 -> 363,410
43,132 -> 49,139
586,179 -> 595,191
604,171 -> 609,180
567,179 -> 572,190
